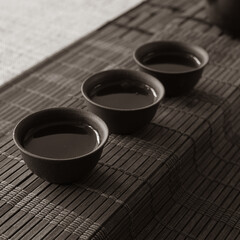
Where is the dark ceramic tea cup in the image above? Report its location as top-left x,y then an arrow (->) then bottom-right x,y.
13,108 -> 108,184
81,69 -> 165,134
133,41 -> 209,97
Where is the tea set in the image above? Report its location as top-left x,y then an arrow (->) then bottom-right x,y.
13,40 -> 209,183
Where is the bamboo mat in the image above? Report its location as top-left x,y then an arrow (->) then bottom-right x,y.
1,0 -> 240,239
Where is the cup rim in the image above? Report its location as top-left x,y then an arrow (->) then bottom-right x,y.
133,41 -> 209,75
13,107 -> 109,161
81,69 -> 165,112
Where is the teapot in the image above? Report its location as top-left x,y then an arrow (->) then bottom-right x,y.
206,0 -> 240,36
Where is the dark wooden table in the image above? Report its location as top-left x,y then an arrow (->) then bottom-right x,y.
1,0 -> 240,239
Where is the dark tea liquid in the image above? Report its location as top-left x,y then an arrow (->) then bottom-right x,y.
23,123 -> 100,159
90,81 -> 157,109
143,52 -> 201,72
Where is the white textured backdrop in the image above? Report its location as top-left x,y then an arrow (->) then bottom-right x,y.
0,0 -> 142,85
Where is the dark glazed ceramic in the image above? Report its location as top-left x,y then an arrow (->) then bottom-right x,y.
81,69 -> 165,134
206,0 -> 240,36
13,108 -> 109,184
133,41 -> 209,97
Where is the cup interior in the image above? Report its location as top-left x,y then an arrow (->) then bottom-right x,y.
82,69 -> 165,110
13,108 -> 109,160
134,41 -> 209,74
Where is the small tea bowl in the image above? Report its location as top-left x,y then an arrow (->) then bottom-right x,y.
13,107 -> 108,184
81,69 -> 165,134
133,41 -> 209,97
